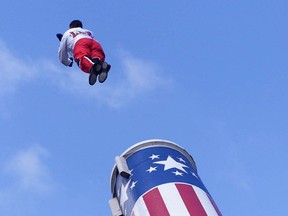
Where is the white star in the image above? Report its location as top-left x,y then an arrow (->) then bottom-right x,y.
130,169 -> 134,177
191,172 -> 198,178
173,170 -> 183,176
146,166 -> 157,173
154,156 -> 188,173
130,181 -> 137,190
178,157 -> 186,163
149,154 -> 160,160
119,179 -> 131,208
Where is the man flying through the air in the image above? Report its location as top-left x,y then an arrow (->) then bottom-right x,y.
58,20 -> 111,85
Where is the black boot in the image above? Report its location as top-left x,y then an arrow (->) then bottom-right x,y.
88,59 -> 102,85
98,62 -> 111,83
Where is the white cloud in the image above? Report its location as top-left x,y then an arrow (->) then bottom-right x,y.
95,51 -> 173,107
120,51 -> 166,90
0,40 -> 38,96
0,145 -> 53,214
4,145 -> 52,193
46,51 -> 172,107
0,38 -> 172,107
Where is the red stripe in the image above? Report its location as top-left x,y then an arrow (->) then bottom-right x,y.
176,184 -> 207,216
207,194 -> 222,216
143,187 -> 170,216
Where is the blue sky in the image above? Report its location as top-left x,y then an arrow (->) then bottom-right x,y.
0,0 -> 287,215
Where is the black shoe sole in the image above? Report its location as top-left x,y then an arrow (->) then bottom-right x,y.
89,73 -> 97,85
98,62 -> 111,83
88,60 -> 103,85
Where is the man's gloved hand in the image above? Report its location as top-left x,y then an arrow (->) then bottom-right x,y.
68,57 -> 73,67
56,33 -> 63,41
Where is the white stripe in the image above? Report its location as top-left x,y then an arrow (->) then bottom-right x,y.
132,196 -> 150,216
158,183 -> 191,216
193,186 -> 219,216
83,56 -> 94,64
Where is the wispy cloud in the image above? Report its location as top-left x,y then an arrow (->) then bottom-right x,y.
46,50 -> 173,107
95,51 -> 173,107
0,145 -> 53,214
0,39 -> 38,96
0,38 -> 172,107
3,145 -> 53,193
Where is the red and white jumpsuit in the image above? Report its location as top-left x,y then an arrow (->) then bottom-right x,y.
58,27 -> 105,73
